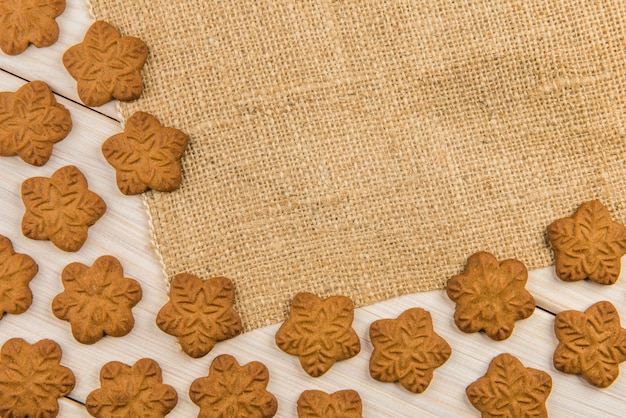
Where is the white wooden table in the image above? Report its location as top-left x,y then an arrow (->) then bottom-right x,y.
0,1 -> 625,416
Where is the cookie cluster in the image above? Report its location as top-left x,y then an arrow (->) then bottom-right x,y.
1,1 -> 625,417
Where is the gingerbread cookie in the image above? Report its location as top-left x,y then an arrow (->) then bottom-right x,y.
52,255 -> 142,344
547,200 -> 626,285
0,81 -> 72,166
86,358 -> 178,417
156,273 -> 241,358
554,301 -> 626,388
446,252 -> 535,341
0,0 -> 66,55
0,338 -> 75,418
102,111 -> 188,195
369,308 -> 451,393
466,353 -> 552,418
21,165 -> 107,252
275,292 -> 360,377
190,354 -> 278,418
297,390 -> 362,418
0,234 -> 38,320
63,20 -> 148,107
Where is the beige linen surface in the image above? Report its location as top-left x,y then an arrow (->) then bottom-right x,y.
88,0 -> 626,331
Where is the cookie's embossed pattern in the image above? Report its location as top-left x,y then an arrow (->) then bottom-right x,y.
0,81 -> 72,166
190,354 -> 278,418
554,301 -> 626,388
0,338 -> 75,418
63,20 -> 148,107
102,111 -> 188,195
0,234 -> 37,319
548,200 -> 626,285
52,255 -> 142,344
0,0 -> 65,55
156,273 -> 242,358
21,165 -> 107,252
369,308 -> 451,393
466,353 -> 552,418
86,358 -> 178,417
275,292 -> 360,377
297,390 -> 362,418
446,252 -> 535,340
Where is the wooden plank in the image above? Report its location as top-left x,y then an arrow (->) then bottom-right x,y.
59,397 -> 89,417
0,0 -> 118,119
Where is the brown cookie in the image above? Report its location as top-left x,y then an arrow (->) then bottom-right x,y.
466,353 -> 552,418
0,338 -> 75,418
102,111 -> 188,195
554,301 -> 626,388
156,273 -> 242,358
275,292 -> 361,377
63,20 -> 148,107
297,390 -> 362,418
547,200 -> 626,285
369,308 -> 451,393
0,0 -> 65,55
189,354 -> 278,418
0,234 -> 38,319
86,358 -> 178,417
21,165 -> 107,252
446,252 -> 535,341
0,81 -> 72,166
52,255 -> 142,344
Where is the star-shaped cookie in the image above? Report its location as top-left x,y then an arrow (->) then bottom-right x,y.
63,20 -> 148,107
297,390 -> 362,418
446,252 -> 535,340
0,234 -> 37,320
52,255 -> 142,344
554,301 -> 626,388
21,165 -> 107,252
0,338 -> 75,418
369,308 -> 451,393
0,81 -> 72,166
156,273 -> 242,358
275,292 -> 361,377
102,111 -> 188,195
0,0 -> 66,55
548,200 -> 626,285
189,354 -> 278,418
466,353 -> 552,418
86,358 -> 178,417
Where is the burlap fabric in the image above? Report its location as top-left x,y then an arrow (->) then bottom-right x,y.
88,0 -> 626,331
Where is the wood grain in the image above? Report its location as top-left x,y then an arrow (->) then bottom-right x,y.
0,1 -> 625,416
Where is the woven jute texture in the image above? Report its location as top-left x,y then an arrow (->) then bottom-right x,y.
88,0 -> 626,331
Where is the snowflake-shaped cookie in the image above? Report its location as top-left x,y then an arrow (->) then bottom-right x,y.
22,165 -> 106,251
369,308 -> 451,393
0,80 -> 72,166
297,390 -> 362,418
548,200 -> 626,285
156,273 -> 242,358
446,252 -> 535,340
63,20 -> 148,107
21,165 -> 107,252
189,354 -> 278,418
52,255 -> 142,344
466,353 -> 552,418
102,111 -> 188,195
86,358 -> 178,417
275,292 -> 361,377
0,0 -> 66,55
554,301 -> 626,387
0,234 -> 37,319
0,338 -> 75,418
